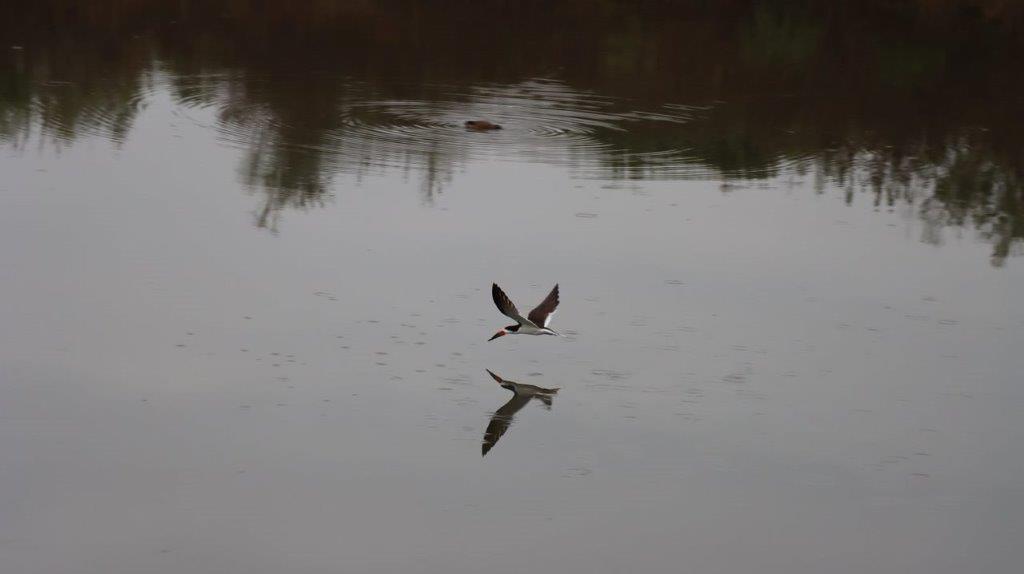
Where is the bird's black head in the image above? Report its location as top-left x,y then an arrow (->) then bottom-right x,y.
506,324 -> 520,332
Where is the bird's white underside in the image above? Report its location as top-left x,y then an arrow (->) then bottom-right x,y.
513,324 -> 558,336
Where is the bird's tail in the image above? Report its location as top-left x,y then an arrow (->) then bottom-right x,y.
538,392 -> 559,407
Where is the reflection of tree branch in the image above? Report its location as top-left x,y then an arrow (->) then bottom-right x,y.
255,194 -> 275,233
419,144 -> 453,206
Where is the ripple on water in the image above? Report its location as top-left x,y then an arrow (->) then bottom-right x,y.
31,79 -> 156,145
166,75 -> 761,180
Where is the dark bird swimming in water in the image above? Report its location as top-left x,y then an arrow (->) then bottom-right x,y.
465,120 -> 502,130
482,369 -> 559,456
489,283 -> 560,341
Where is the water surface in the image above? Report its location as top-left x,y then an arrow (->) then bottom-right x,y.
2,2 -> 1022,573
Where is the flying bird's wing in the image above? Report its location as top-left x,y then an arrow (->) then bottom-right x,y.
482,394 -> 531,456
527,284 -> 559,328
492,283 -> 532,326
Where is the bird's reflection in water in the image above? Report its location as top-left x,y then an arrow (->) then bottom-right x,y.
482,369 -> 559,457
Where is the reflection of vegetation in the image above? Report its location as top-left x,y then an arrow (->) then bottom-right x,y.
0,21 -> 151,146
926,144 -> 1022,266
211,77 -> 344,232
819,134 -> 1023,266
1,0 -> 1022,263
741,5 -> 822,70
241,137 -> 332,233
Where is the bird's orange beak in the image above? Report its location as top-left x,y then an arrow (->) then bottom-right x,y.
488,330 -> 506,341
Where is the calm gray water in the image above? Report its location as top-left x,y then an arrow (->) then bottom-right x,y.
2,3 -> 1023,573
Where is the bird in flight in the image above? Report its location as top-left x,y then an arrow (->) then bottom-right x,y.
488,283 -> 560,341
482,369 -> 559,456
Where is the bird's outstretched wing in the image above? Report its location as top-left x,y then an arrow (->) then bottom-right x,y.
482,394 -> 531,456
492,283 -> 531,325
527,284 -> 559,328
